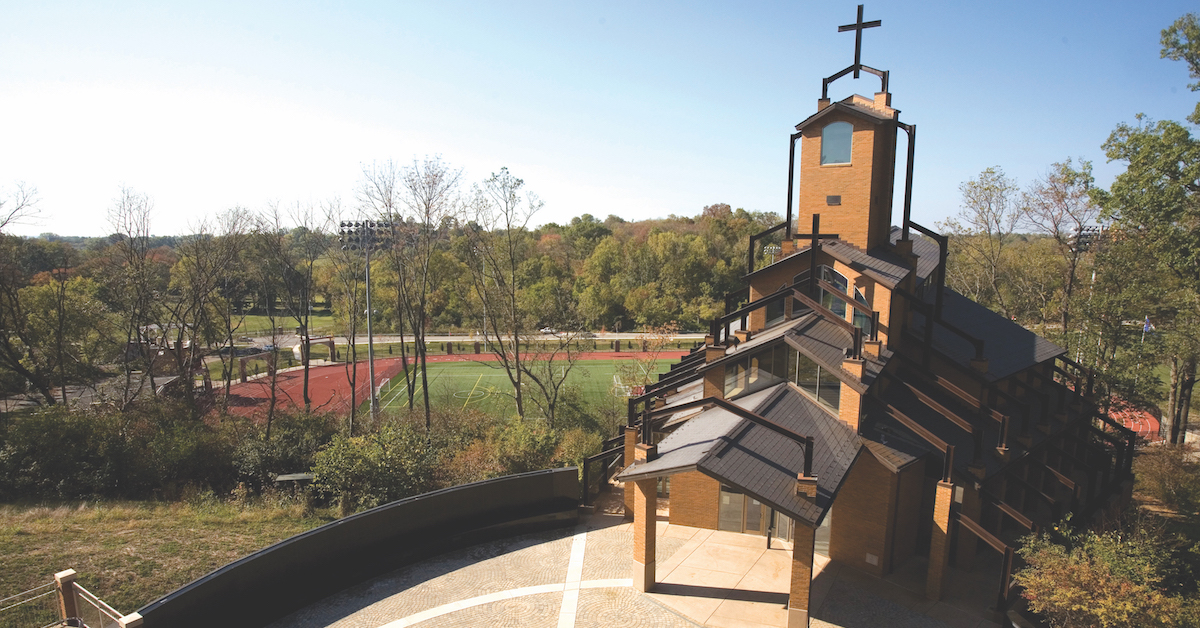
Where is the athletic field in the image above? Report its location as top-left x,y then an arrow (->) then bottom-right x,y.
377,355 -> 682,418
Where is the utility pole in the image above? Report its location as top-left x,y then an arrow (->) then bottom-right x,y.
339,220 -> 393,420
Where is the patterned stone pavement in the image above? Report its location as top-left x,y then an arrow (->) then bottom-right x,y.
269,514 -> 699,628
269,511 -> 1002,628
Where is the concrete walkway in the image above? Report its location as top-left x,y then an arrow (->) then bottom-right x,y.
270,513 -> 1004,628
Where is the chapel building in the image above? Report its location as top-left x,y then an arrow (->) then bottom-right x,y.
613,8 -> 1134,628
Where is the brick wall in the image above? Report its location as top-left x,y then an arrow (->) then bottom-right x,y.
829,451 -> 897,577
669,471 -> 720,529
797,107 -> 897,253
890,459 -> 926,569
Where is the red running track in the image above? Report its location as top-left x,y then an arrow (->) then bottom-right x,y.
222,351 -> 690,417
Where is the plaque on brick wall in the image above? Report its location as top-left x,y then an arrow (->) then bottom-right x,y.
826,195 -> 841,205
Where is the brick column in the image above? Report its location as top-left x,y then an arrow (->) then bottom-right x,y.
632,443 -> 658,592
55,569 -> 78,623
788,523 -> 817,628
926,480 -> 954,600
623,426 -> 639,518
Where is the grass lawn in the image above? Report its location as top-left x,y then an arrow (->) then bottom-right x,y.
232,313 -> 335,337
0,500 -> 334,616
379,358 -> 674,419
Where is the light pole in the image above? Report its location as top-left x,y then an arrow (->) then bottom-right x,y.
339,220 -> 393,420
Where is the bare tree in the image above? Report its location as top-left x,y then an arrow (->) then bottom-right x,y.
465,168 -> 543,418
161,210 -> 249,416
325,201 -> 366,435
360,157 -> 461,431
107,188 -> 164,408
1020,159 -> 1101,351
941,167 -> 1021,318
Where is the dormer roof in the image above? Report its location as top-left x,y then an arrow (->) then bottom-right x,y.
795,94 -> 897,132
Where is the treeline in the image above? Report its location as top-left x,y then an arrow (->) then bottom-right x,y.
0,164 -> 779,418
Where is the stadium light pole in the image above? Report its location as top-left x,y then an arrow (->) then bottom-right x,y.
339,220 -> 393,420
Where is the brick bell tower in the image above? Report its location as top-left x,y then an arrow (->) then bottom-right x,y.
783,4 -> 915,255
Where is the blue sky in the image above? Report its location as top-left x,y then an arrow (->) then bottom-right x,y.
1,1 -> 1196,237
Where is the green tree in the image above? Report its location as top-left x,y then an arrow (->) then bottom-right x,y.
1016,516 -> 1200,628
1019,159 -> 1101,349
1093,14 -> 1200,442
942,167 -> 1021,318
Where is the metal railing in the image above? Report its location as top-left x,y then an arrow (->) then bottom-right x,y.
0,582 -> 62,628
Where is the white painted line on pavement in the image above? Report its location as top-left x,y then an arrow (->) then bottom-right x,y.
557,529 -> 589,628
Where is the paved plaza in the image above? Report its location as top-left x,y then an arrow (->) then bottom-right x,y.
269,510 -> 1006,628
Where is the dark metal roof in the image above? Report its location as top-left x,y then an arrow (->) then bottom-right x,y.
915,288 -> 1066,381
821,239 -> 911,287
889,227 -> 941,283
617,383 -> 862,527
746,237 -> 913,288
794,97 -> 895,132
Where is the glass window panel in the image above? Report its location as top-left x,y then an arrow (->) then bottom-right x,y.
725,361 -> 747,397
854,308 -> 873,337
773,511 -> 794,542
719,485 -> 744,532
746,498 -> 763,532
821,122 -> 853,165
821,266 -> 848,292
765,297 -> 785,328
771,344 -> 789,382
822,291 -> 847,318
795,351 -> 819,398
818,366 -> 842,410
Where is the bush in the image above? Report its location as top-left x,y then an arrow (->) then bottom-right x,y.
232,411 -> 338,489
494,418 -> 560,474
0,399 -> 245,501
311,421 -> 441,516
1016,514 -> 1200,628
1134,444 -> 1200,513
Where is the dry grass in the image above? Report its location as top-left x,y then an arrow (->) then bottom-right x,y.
0,498 -> 335,616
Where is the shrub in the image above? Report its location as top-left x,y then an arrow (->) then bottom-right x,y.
232,411 -> 337,489
1016,515 -> 1200,628
311,421 -> 441,516
494,418 -> 560,474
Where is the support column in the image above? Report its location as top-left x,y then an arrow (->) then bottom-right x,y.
55,569 -> 78,623
926,480 -> 954,600
788,523 -> 817,628
623,426 -> 639,518
632,443 -> 657,592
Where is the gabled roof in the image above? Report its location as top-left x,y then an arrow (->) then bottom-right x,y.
617,383 -> 862,527
746,236 -> 913,288
700,313 -> 888,393
794,96 -> 896,133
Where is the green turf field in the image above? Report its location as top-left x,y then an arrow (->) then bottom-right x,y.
378,358 -> 673,418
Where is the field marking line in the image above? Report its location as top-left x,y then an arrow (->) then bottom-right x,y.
463,373 -> 484,410
381,377 -> 410,408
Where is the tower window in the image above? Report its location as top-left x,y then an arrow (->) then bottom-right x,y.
821,121 -> 852,165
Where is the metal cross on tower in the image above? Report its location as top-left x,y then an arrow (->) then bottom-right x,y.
838,5 -> 881,79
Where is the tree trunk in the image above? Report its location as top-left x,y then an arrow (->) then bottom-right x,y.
1179,357 -> 1197,444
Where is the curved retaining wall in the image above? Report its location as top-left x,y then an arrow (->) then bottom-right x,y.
137,468 -> 580,628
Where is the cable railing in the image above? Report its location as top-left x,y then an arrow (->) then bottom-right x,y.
0,582 -> 62,628
74,583 -> 123,628
3,570 -> 143,628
